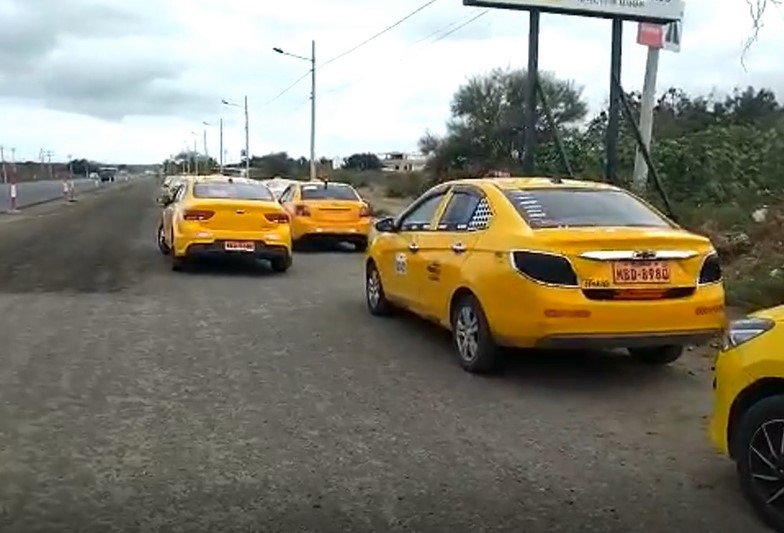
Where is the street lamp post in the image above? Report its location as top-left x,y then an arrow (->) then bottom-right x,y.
221,97 -> 250,177
190,132 -> 198,175
219,118 -> 224,173
273,40 -> 316,181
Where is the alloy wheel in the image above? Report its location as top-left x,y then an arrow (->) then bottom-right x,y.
455,305 -> 480,362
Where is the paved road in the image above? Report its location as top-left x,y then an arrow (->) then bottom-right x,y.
0,178 -> 769,533
0,178 -> 117,212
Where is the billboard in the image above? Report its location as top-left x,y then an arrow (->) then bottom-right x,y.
462,0 -> 684,23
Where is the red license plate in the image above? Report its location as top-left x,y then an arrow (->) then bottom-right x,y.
612,261 -> 671,284
224,241 -> 255,252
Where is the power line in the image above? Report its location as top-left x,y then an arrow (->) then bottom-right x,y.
324,9 -> 491,97
272,8 -> 490,117
262,70 -> 312,106
320,0 -> 441,68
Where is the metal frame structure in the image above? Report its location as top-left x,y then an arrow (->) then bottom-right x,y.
463,0 -> 683,189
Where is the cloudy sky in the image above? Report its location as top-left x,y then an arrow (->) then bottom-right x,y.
0,0 -> 782,164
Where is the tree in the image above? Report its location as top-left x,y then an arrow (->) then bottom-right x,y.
420,68 -> 588,177
343,153 -> 382,170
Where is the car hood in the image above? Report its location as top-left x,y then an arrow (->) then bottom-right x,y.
751,304 -> 784,323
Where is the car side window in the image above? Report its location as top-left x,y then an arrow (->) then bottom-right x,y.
437,191 -> 482,231
279,186 -> 293,202
175,184 -> 188,202
398,192 -> 447,232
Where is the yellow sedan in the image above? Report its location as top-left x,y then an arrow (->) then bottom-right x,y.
279,180 -> 372,251
710,305 -> 784,531
365,176 -> 726,373
158,175 -> 292,272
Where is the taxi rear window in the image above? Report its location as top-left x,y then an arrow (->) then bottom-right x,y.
301,183 -> 358,201
193,182 -> 274,201
503,188 -> 672,229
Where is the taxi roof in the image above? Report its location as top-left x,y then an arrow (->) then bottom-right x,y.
448,176 -> 619,191
192,174 -> 264,187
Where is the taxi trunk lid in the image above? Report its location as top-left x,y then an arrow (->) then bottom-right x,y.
535,227 -> 713,294
184,199 -> 284,231
307,200 -> 361,223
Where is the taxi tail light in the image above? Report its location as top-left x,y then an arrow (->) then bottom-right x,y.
359,205 -> 371,217
511,251 -> 578,287
183,209 -> 214,221
294,204 -> 311,216
722,317 -> 774,351
699,253 -> 722,284
265,212 -> 290,224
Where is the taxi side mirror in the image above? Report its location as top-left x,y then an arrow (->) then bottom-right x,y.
374,216 -> 396,233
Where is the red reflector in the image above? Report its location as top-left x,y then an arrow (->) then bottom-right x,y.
613,289 -> 667,300
544,309 -> 591,318
183,209 -> 214,221
265,212 -> 290,223
294,204 -> 310,216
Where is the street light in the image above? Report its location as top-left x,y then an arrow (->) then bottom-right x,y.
273,40 -> 316,181
222,97 -> 249,177
190,131 -> 199,175
201,121 -> 210,161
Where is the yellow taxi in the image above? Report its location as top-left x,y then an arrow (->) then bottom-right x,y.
710,305 -> 784,531
365,176 -> 727,373
278,180 -> 372,250
157,175 -> 292,272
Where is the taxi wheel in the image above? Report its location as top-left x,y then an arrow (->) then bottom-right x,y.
366,261 -> 392,316
451,294 -> 500,374
735,395 -> 784,532
157,224 -> 170,255
628,345 -> 683,365
270,254 -> 292,273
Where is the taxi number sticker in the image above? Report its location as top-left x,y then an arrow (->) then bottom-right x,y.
395,253 -> 407,275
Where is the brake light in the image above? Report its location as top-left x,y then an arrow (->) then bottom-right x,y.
294,204 -> 311,216
183,209 -> 214,221
265,212 -> 290,224
359,205 -> 371,217
511,250 -> 578,287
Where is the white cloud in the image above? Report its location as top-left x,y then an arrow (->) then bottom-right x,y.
0,0 -> 782,164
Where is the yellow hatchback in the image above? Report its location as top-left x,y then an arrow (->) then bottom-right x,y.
157,175 -> 292,272
365,176 -> 727,373
279,180 -> 372,250
710,306 -> 784,531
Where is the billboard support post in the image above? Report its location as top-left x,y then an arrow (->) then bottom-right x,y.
522,9 -> 540,175
463,0 -> 683,183
606,17 -> 623,184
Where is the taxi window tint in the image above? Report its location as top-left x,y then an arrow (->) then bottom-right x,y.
300,184 -> 358,200
193,182 -> 274,201
438,192 -> 481,230
504,188 -> 671,229
399,192 -> 446,231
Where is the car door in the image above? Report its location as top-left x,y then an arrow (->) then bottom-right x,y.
162,183 -> 187,246
417,185 -> 489,322
377,188 -> 450,309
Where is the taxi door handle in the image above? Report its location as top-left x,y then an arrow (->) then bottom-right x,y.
451,242 -> 466,254
408,242 -> 419,253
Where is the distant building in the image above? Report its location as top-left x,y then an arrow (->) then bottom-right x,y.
378,151 -> 427,173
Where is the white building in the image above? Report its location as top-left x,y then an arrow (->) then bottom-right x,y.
378,152 -> 427,173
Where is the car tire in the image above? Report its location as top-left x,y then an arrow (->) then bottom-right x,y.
366,261 -> 393,316
270,254 -> 292,273
450,293 -> 501,374
628,345 -> 683,365
157,224 -> 170,255
735,395 -> 784,532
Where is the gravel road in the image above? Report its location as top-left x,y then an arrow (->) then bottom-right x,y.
0,178 -> 769,533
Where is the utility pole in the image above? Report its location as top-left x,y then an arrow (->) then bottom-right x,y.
1,146 -> 7,184
219,118 -> 224,173
309,39 -> 317,181
632,47 -> 660,193
46,150 -> 54,179
192,135 -> 198,175
244,95 -> 250,177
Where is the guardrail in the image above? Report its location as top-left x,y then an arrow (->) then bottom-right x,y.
0,178 -> 111,212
